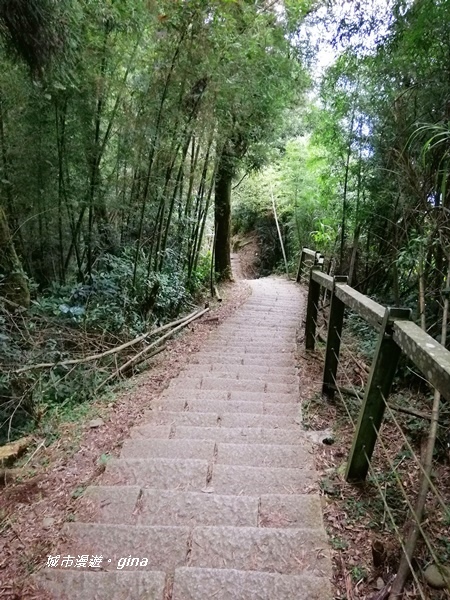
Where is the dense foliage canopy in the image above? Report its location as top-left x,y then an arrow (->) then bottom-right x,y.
234,0 -> 450,344
0,0 -> 310,440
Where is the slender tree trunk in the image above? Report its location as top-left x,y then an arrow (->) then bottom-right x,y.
132,28 -> 187,288
186,141 -> 212,276
55,96 -> 68,283
339,108 -> 355,271
0,205 -> 30,307
192,166 -> 216,276
214,146 -> 234,281
418,252 -> 426,331
158,133 -> 193,271
348,224 -> 361,287
271,186 -> 289,276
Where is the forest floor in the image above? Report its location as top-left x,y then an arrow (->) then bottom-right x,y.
0,278 -> 252,598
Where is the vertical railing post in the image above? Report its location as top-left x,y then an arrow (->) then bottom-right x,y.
296,248 -> 306,283
305,267 -> 321,351
345,307 -> 411,482
315,252 -> 325,270
322,276 -> 348,398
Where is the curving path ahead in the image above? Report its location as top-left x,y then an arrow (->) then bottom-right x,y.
39,275 -> 333,600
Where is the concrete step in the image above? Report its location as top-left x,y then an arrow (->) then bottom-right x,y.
208,334 -> 294,343
143,410 -> 299,429
232,311 -> 299,317
220,413 -> 299,429
173,426 -> 309,445
172,568 -> 333,600
154,398 -> 299,417
182,365 -> 298,384
202,378 -> 297,395
216,443 -> 313,469
129,425 -> 172,439
225,320 -> 298,329
157,390 -> 297,405
159,389 -> 228,401
36,570 -> 166,600
187,398 -> 264,414
83,487 -> 259,527
259,494 -> 325,529
152,398 -> 186,412
210,464 -> 317,495
216,330 -> 295,339
204,342 -> 296,353
188,526 -> 331,576
167,376 -> 297,395
204,345 -> 296,355
217,323 -> 295,332
62,523 -> 189,570
190,353 -> 293,367
228,391 -> 298,404
121,439 -> 215,460
82,486 -> 140,524
208,364 -> 295,376
104,458 -> 208,490
137,490 -> 258,527
227,309 -> 298,315
128,425 -> 171,440
262,403 -> 300,416
142,411 -> 219,427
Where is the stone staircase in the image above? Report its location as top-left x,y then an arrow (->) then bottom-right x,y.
38,277 -> 333,600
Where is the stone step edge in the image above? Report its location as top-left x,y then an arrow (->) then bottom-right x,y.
83,485 -> 323,501
130,425 -> 312,444
106,457 -> 316,472
172,567 -> 333,600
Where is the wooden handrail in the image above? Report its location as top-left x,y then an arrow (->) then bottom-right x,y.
300,246 -> 450,482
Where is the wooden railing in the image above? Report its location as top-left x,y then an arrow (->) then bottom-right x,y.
300,247 -> 450,482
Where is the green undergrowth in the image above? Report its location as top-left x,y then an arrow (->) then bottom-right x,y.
0,249 -> 212,445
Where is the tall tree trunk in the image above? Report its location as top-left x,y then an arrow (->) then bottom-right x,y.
418,252 -> 426,331
132,27 -> 187,288
339,107 -> 355,271
0,205 -> 29,307
214,147 -> 234,281
348,224 -> 361,287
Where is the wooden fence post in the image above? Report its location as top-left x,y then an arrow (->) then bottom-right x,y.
322,276 -> 348,398
305,267 -> 321,350
345,306 -> 411,482
296,248 -> 306,283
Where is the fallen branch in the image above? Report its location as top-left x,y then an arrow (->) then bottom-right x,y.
13,309 -> 201,374
122,345 -> 166,373
96,307 -> 209,392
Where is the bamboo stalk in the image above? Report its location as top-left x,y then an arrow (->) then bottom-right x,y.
270,186 -> 289,277
95,307 -> 209,392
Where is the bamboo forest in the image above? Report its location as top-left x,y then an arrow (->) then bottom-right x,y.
2,1 -> 450,599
